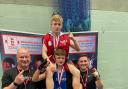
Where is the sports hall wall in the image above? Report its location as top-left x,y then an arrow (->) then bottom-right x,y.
0,0 -> 128,89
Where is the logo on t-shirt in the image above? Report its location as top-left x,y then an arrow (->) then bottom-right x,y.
60,40 -> 67,46
48,41 -> 52,46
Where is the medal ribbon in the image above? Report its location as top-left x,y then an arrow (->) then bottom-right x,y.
17,66 -> 30,89
52,33 -> 60,50
80,68 -> 88,89
57,66 -> 64,87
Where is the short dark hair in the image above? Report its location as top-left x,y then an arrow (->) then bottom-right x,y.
79,54 -> 90,60
54,48 -> 67,56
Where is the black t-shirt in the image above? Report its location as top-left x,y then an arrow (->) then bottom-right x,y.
1,67 -> 36,89
80,69 -> 96,89
35,79 -> 46,89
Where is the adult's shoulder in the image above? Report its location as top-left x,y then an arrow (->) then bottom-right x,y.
3,67 -> 16,74
2,67 -> 17,82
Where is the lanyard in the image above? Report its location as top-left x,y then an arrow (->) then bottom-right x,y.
80,68 -> 88,89
17,66 -> 30,89
57,66 -> 64,87
50,31 -> 61,50
52,34 -> 60,50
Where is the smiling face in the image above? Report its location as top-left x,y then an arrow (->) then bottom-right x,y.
16,48 -> 31,69
78,56 -> 90,72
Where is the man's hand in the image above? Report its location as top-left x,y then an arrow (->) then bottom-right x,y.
92,68 -> 100,80
14,70 -> 25,85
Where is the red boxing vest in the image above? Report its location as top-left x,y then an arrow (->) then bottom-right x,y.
43,32 -> 70,63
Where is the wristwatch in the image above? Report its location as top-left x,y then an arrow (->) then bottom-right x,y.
13,82 -> 19,86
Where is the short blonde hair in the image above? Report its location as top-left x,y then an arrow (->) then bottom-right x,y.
51,14 -> 63,24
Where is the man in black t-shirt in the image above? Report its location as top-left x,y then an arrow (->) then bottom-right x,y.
77,54 -> 103,89
2,67 -> 35,89
2,48 -> 37,89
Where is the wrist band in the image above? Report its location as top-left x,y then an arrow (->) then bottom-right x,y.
13,82 -> 19,86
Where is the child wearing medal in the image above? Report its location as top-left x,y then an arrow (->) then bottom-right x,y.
53,48 -> 73,89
